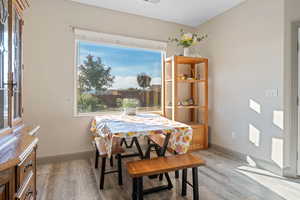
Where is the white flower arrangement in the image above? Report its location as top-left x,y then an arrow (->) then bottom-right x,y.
169,29 -> 207,48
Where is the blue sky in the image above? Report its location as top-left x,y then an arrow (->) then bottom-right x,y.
78,41 -> 162,89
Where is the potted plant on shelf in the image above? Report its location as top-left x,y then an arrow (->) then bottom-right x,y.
122,98 -> 139,115
169,29 -> 207,57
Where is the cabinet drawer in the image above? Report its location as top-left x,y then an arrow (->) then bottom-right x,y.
0,183 -> 8,200
190,125 -> 208,150
16,172 -> 34,200
0,168 -> 14,200
17,150 -> 35,188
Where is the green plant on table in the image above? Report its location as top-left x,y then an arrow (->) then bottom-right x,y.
122,98 -> 139,108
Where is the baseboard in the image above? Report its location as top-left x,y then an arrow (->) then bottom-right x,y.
37,150 -> 94,165
210,144 -> 283,176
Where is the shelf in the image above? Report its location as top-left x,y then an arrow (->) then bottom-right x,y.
166,105 -> 207,109
184,122 -> 205,128
177,105 -> 206,109
165,56 -> 208,64
178,79 -> 206,83
165,79 -> 206,83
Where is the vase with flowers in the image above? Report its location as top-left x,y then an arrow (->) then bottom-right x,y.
169,29 -> 207,57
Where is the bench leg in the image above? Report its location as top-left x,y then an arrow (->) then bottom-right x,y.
165,173 -> 173,189
117,154 -> 123,185
137,177 -> 143,200
182,169 -> 187,196
132,178 -> 137,200
159,174 -> 163,181
100,157 -> 106,190
192,167 -> 199,200
110,157 -> 114,167
173,152 -> 179,179
95,147 -> 99,169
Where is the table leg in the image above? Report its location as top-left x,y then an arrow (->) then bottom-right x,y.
182,169 -> 187,196
158,134 -> 171,157
133,137 -> 144,159
152,134 -> 171,180
120,137 -> 144,159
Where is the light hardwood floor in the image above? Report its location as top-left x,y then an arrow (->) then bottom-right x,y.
37,149 -> 300,200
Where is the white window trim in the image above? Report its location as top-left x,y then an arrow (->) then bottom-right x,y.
74,28 -> 167,52
73,28 -> 167,117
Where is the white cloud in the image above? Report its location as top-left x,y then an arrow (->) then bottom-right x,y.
111,76 -> 161,89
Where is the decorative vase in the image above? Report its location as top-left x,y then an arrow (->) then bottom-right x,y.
123,107 -> 136,115
183,47 -> 191,57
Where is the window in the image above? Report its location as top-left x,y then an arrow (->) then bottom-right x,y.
75,40 -> 164,115
0,0 -> 9,129
13,10 -> 22,119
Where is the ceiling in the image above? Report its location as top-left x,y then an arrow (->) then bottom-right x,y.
70,0 -> 246,27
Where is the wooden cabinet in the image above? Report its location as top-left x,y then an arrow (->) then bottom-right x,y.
163,56 -> 209,150
0,1 -> 37,200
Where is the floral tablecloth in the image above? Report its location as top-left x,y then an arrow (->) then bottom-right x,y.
90,114 -> 193,157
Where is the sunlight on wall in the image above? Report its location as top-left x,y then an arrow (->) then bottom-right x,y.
249,124 -> 260,147
273,110 -> 284,130
246,156 -> 257,167
271,138 -> 283,169
249,99 -> 261,114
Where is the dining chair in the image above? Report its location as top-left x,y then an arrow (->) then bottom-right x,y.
94,137 -> 125,189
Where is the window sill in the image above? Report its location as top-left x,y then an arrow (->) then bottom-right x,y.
74,110 -> 162,118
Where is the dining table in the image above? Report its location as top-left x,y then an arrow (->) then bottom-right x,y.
90,113 -> 193,159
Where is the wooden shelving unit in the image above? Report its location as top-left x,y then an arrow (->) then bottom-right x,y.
162,56 -> 208,150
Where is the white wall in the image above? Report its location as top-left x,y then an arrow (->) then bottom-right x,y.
23,0 -> 195,157
196,0 -> 286,175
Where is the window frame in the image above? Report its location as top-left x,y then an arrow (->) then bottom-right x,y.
73,38 -> 166,117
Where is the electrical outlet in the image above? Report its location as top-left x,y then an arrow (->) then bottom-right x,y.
265,89 -> 278,97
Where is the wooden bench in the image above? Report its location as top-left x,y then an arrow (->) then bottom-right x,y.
94,137 -> 125,189
127,153 -> 205,200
